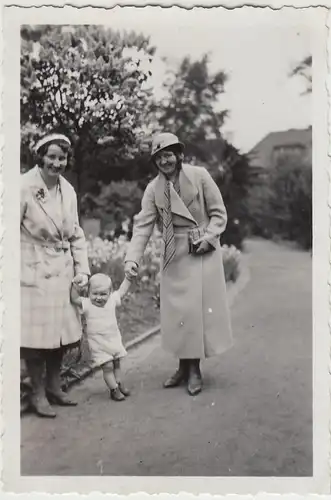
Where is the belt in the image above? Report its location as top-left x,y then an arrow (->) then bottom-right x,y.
21,236 -> 70,252
53,242 -> 70,252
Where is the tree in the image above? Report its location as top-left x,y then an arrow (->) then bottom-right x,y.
81,180 -> 144,239
290,55 -> 312,94
21,24 -> 155,205
157,54 -> 228,167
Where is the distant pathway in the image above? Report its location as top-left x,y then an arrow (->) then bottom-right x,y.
21,238 -> 312,477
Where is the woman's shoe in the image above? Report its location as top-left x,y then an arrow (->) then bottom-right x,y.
187,372 -> 203,396
25,359 -> 57,417
163,359 -> 188,388
187,359 -> 202,396
110,387 -> 126,401
30,395 -> 57,418
46,390 -> 78,406
118,383 -> 131,397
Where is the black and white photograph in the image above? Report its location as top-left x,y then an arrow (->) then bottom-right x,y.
2,2 -> 330,495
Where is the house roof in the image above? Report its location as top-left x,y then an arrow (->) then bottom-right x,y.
248,127 -> 312,169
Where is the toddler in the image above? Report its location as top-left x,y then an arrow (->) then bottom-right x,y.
71,273 -> 132,401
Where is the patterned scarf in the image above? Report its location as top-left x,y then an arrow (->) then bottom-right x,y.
162,175 -> 180,270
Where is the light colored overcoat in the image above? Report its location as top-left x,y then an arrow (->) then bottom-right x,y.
125,164 -> 233,359
20,166 -> 90,349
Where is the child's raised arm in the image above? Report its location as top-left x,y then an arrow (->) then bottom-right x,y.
70,281 -> 84,308
118,277 -> 133,299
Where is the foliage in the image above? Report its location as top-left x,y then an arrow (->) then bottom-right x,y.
290,55 -> 312,94
157,54 -> 228,164
21,24 -> 155,198
222,244 -> 242,283
81,180 -> 144,237
246,155 -> 312,249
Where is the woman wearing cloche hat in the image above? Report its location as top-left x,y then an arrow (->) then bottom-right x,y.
20,132 -> 90,417
125,132 -> 232,396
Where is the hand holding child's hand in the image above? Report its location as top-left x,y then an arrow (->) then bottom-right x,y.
72,273 -> 89,290
124,261 -> 138,280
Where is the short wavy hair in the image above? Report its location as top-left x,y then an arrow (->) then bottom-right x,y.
152,144 -> 184,170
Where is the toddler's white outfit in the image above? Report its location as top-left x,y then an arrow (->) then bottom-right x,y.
81,291 -> 127,366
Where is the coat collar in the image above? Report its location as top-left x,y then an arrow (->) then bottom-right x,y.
29,166 -> 69,237
154,164 -> 198,224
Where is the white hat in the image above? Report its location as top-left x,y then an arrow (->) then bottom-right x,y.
35,133 -> 71,153
151,133 -> 184,157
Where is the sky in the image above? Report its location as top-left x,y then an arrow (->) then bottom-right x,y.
105,7 -> 312,153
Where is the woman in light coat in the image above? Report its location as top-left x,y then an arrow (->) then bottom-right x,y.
125,133 -> 233,396
21,133 -> 90,417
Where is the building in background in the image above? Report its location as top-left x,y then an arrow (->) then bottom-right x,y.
248,126 -> 312,181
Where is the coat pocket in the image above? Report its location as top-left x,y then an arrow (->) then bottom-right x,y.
21,243 -> 41,287
42,247 -> 73,280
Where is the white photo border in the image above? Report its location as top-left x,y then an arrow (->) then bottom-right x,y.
1,3 -> 330,495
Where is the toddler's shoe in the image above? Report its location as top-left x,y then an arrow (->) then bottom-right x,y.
110,387 -> 126,402
118,382 -> 130,397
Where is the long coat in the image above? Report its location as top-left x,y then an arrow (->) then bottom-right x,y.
125,164 -> 233,359
20,166 -> 90,349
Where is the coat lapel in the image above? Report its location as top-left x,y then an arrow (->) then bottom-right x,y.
31,166 -> 63,237
154,167 -> 198,224
58,176 -> 73,237
179,164 -> 199,208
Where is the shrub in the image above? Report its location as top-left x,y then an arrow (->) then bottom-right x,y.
269,157 -> 312,249
246,155 -> 312,249
81,180 -> 144,239
222,244 -> 241,283
222,218 -> 246,250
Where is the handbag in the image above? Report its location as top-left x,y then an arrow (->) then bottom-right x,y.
188,227 -> 207,254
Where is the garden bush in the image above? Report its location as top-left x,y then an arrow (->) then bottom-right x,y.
246,155 -> 312,249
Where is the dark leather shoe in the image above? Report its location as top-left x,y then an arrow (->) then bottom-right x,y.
187,372 -> 202,396
110,387 -> 126,401
31,395 -> 57,418
46,390 -> 78,406
163,368 -> 186,388
118,383 -> 130,397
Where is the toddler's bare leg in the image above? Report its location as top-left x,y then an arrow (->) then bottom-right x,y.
113,359 -> 121,384
102,361 -> 117,391
114,358 -> 130,396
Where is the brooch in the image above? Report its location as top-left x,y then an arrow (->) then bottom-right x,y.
35,188 -> 46,203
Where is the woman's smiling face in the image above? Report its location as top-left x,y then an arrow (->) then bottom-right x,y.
154,148 -> 178,177
42,143 -> 68,179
